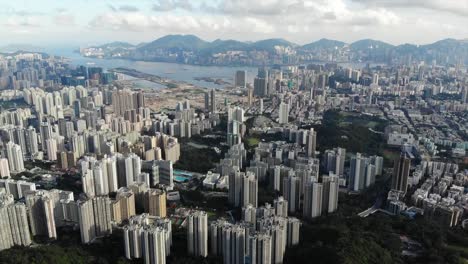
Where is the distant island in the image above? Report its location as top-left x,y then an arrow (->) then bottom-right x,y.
194,77 -> 230,85
79,34 -> 468,66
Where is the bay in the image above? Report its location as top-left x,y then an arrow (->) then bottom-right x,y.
45,47 -> 258,89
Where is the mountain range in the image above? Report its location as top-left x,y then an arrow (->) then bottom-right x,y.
78,34 -> 468,65
92,34 -> 468,54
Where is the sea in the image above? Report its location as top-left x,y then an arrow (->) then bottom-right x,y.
45,47 -> 258,89
44,47 -> 376,89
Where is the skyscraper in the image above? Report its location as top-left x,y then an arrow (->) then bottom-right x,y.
392,151 -> 411,194
0,201 -> 32,251
253,77 -> 268,97
222,224 -> 247,264
242,204 -> 257,227
103,155 -> 119,192
461,85 -> 467,104
273,196 -> 288,217
40,122 -> 53,151
187,210 -> 208,257
77,196 -> 113,244
116,187 -> 136,221
370,155 -> 384,176
229,168 -> 242,207
204,92 -> 210,111
146,189 -> 167,217
282,175 -> 300,213
286,217 -> 301,247
248,233 -> 272,264
227,106 -> 245,147
303,182 -> 323,219
0,158 -> 10,178
243,171 -> 258,207
372,73 -> 379,85
306,128 -> 317,157
25,126 -> 39,157
322,173 -> 339,214
349,153 -> 367,192
210,89 -> 216,113
323,148 -> 346,177
209,218 -> 230,256
46,138 -> 58,161
117,153 -> 142,188
235,70 -> 247,88
123,214 -> 172,264
278,102 -> 289,124
5,142 -> 25,173
141,226 -> 167,264
25,190 -> 57,239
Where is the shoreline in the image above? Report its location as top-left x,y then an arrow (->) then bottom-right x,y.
79,54 -> 374,68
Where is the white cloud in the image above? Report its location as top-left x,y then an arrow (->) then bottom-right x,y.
352,0 -> 468,17
89,0 -> 401,37
152,0 -> 194,12
1,0 -> 468,45
88,12 -> 279,35
4,16 -> 42,27
53,10 -> 75,26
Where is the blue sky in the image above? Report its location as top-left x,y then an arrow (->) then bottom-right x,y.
1,0 -> 467,47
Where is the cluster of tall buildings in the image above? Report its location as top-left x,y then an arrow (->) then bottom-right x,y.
79,152 -> 175,193
229,169 -> 258,208
348,153 -> 383,192
253,68 -> 283,98
180,203 -> 301,264
0,186 -> 75,249
187,210 -> 209,257
111,89 -> 145,116
77,196 -> 113,243
302,173 -> 340,219
123,214 -> 172,264
219,136 -> 341,222
0,153 -> 169,248
388,158 -> 467,227
170,100 -> 219,139
0,53 -> 115,90
0,193 -> 31,251
322,147 -> 346,177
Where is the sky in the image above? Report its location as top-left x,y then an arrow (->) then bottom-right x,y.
1,0 -> 468,47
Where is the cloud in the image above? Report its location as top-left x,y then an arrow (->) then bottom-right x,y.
352,0 -> 468,17
14,10 -> 45,16
119,5 -> 139,12
53,13 -> 75,26
108,4 -> 140,13
85,0 -> 403,43
4,16 -> 42,27
0,8 -> 44,16
152,0 -> 194,12
88,12 -> 278,35
5,0 -> 462,45
200,0 -> 400,27
212,0 -> 301,16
